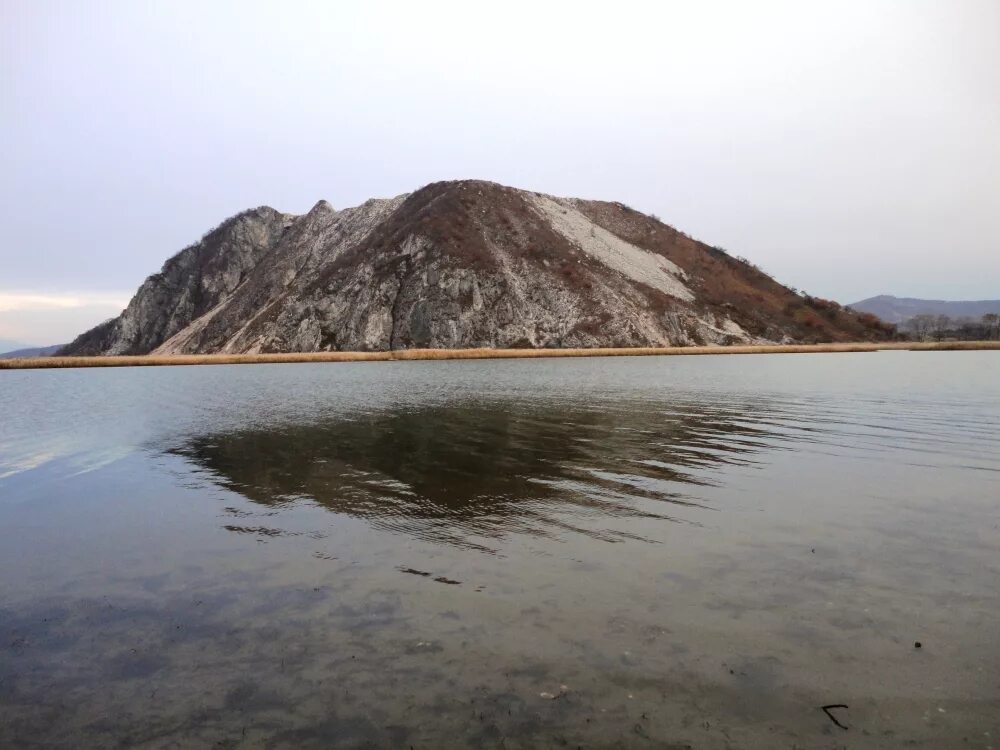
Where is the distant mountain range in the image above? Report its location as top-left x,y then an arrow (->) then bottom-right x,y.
0,339 -> 30,354
848,295 -> 1000,324
60,180 -> 892,356
0,344 -> 66,359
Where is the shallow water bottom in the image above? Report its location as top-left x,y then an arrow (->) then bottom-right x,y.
1,353 -> 998,748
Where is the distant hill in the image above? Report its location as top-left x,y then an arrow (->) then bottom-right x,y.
60,180 -> 892,356
0,339 -> 31,354
0,344 -> 65,359
848,295 -> 1000,324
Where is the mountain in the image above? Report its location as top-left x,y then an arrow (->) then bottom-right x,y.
61,180 -> 892,356
0,339 -> 31,355
848,295 -> 1000,324
0,344 -> 65,359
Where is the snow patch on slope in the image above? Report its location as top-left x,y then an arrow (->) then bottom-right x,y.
528,194 -> 693,302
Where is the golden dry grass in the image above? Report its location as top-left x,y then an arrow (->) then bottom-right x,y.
1,341 -> 997,371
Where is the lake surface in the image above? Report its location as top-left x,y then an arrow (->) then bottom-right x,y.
1,352 -> 998,749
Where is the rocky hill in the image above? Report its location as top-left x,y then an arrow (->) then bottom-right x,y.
61,180 -> 893,355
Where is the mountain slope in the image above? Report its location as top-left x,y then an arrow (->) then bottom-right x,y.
0,339 -> 30,354
62,180 -> 892,356
848,295 -> 1000,324
0,344 -> 65,359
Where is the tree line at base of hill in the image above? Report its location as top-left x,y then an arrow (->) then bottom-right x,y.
902,313 -> 1000,341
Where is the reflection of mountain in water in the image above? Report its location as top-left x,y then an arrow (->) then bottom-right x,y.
172,399 -> 793,549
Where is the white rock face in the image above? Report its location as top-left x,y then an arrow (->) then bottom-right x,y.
528,194 -> 694,302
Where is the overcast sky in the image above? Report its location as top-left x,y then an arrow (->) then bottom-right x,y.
2,0 -> 998,345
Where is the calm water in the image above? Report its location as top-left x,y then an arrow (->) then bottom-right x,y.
1,353 -> 998,749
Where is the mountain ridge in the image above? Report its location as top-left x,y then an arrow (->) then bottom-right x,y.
848,295 -> 1000,324
0,344 -> 65,359
62,180 -> 893,356
0,339 -> 31,354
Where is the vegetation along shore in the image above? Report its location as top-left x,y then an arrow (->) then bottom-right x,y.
1,341 -> 996,371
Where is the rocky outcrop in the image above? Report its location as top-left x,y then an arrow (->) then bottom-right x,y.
62,180 -> 894,355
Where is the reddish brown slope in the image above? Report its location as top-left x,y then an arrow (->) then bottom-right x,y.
575,199 -> 894,342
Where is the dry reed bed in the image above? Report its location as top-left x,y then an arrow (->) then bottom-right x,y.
1,341 -> 997,371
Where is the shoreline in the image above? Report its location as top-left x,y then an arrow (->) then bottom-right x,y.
1,341 -> 997,370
